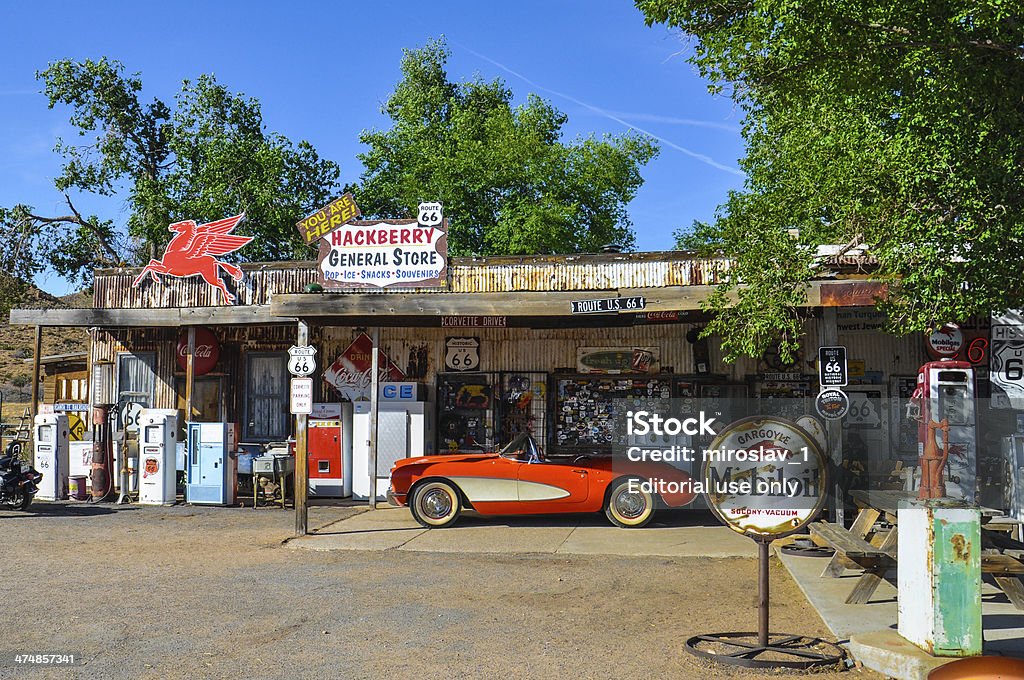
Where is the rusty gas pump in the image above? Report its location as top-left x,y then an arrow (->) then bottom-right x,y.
907,360 -> 977,501
918,418 -> 950,500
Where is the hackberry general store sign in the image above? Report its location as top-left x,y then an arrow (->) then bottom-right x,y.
316,203 -> 448,289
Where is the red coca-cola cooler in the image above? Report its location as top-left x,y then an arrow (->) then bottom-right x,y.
308,403 -> 347,497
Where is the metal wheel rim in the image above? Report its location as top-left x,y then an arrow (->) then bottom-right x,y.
685,632 -> 845,670
614,489 -> 646,519
421,488 -> 453,519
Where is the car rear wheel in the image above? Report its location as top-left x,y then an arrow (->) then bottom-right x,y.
410,480 -> 461,528
604,478 -> 654,528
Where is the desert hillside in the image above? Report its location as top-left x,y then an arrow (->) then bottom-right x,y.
1,287 -> 92,410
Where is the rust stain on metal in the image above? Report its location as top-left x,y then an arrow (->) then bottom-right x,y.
819,281 -> 888,307
951,533 -> 970,563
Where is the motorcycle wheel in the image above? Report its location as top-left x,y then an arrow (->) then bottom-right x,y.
7,487 -> 32,511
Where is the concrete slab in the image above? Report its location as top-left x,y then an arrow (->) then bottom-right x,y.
291,507 -> 426,551
289,507 -> 759,558
560,525 -> 757,558
778,550 -> 898,641
776,545 -> 1024,679
848,629 -> 950,680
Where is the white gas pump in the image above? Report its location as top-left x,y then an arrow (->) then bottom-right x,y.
33,413 -> 70,501
138,409 -> 179,505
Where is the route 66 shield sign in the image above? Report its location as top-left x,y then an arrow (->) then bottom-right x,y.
445,337 -> 480,372
418,201 -> 443,227
288,345 -> 317,377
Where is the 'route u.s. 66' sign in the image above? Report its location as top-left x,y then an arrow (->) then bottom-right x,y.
287,345 -> 317,377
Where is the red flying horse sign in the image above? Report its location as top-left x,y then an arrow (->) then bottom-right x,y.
132,214 -> 253,304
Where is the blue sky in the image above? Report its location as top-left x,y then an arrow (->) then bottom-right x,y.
1,0 -> 746,295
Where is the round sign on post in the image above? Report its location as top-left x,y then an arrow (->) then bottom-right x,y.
702,416 -> 828,540
689,415 -> 841,670
815,388 -> 850,420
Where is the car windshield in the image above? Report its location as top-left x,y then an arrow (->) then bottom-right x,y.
498,432 -> 543,462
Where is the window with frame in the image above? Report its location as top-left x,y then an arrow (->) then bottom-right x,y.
244,352 -> 289,441
117,352 -> 156,408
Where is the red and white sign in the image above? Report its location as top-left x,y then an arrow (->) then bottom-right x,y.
317,218 -> 447,288
323,333 -> 405,401
926,324 -> 964,359
132,214 -> 253,304
176,327 -> 221,376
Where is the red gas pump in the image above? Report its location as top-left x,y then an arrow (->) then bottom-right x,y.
907,360 -> 977,501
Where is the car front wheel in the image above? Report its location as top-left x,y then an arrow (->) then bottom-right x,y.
410,480 -> 462,528
604,478 -> 655,528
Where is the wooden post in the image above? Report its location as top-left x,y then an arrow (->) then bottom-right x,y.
368,327 -> 380,509
820,307 -> 844,526
183,326 -> 196,424
30,325 -> 42,423
295,320 -> 309,536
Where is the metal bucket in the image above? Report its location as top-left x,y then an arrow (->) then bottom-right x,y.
68,475 -> 88,501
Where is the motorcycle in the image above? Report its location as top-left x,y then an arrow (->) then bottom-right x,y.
0,441 -> 42,511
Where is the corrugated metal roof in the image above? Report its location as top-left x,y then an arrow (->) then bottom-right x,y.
91,252 -> 731,309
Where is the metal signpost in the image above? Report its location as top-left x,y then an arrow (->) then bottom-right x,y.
291,326 -> 313,536
689,416 -> 843,669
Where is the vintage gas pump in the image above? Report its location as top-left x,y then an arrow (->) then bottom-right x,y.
898,358 -> 982,657
33,413 -> 70,501
138,409 -> 179,505
908,360 -> 978,502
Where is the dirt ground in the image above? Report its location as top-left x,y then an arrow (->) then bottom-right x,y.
0,502 -> 881,680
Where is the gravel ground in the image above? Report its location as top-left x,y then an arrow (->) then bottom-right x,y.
0,501 -> 880,680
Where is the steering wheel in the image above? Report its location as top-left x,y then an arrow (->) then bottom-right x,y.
571,454 -> 591,465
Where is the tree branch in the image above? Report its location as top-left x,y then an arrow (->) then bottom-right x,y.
24,193 -> 124,265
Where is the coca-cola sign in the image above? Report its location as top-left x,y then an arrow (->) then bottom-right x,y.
176,327 -> 221,376
323,332 -> 405,401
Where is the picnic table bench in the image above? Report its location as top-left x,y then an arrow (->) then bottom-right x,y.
807,490 -> 1024,608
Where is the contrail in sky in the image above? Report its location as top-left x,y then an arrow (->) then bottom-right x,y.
455,43 -> 744,177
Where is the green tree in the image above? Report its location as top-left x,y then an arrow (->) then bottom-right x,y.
639,0 -> 1024,361
0,57 -> 340,309
353,38 -> 659,256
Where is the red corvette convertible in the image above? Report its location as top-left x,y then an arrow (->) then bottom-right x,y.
388,433 -> 696,528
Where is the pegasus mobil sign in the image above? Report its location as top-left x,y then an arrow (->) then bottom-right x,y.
316,217 -> 448,289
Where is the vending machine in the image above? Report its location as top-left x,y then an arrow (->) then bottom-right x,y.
910,360 -> 977,502
352,384 -> 433,500
33,413 -> 70,501
308,403 -> 346,498
138,409 -> 178,505
186,422 -> 237,505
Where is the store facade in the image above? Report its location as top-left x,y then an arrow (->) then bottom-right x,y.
11,251 -> 1018,514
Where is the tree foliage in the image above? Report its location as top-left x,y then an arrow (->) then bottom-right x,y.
353,38 -> 659,256
1,57 -> 340,310
639,0 -> 1024,361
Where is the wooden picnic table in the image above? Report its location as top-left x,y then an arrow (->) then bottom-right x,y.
808,490 -> 1024,608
